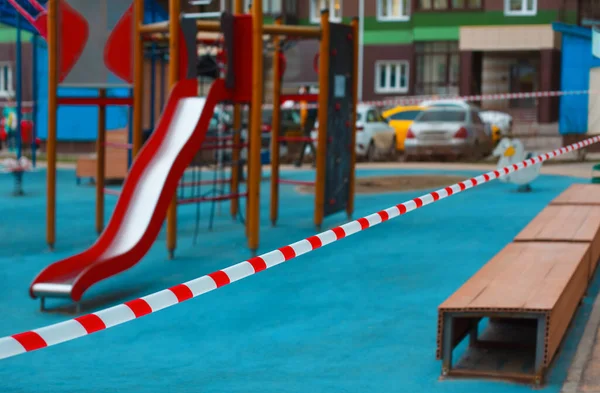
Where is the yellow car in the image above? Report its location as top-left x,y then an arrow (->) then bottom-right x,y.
382,105 -> 425,151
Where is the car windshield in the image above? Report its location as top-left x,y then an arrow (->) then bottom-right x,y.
388,110 -> 421,121
417,110 -> 466,122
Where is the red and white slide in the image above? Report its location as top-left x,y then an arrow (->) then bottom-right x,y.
29,78 -> 229,305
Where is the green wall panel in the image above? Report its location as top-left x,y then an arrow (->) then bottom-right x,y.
361,17 -> 414,44
0,24 -> 33,43
364,30 -> 413,45
412,9 -> 565,26
413,26 -> 459,41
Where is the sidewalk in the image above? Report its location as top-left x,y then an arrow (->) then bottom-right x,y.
562,281 -> 600,393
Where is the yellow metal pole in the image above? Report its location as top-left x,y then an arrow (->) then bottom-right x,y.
96,90 -> 106,234
166,0 -> 181,259
348,18 -> 359,219
133,0 -> 144,158
269,17 -> 282,226
248,0 -> 264,253
314,9 -> 330,230
46,0 -> 57,250
230,0 -> 244,219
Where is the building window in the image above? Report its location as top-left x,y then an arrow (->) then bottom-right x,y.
415,42 -> 459,96
0,64 -> 14,99
244,0 -> 282,13
375,61 -> 409,94
310,0 -> 342,23
418,0 -> 482,10
504,0 -> 536,15
377,0 -> 409,20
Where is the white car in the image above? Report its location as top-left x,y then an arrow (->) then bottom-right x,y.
478,110 -> 513,135
309,104 -> 396,161
419,99 -> 513,136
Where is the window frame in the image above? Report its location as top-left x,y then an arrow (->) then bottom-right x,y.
0,63 -> 14,99
376,0 -> 410,21
310,0 -> 342,23
504,0 -> 537,16
414,41 -> 460,97
244,0 -> 283,14
374,60 -> 410,94
416,0 -> 483,12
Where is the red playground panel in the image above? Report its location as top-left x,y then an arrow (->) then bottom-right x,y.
7,0 -> 89,83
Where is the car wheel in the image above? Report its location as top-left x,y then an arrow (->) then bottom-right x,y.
366,141 -> 377,162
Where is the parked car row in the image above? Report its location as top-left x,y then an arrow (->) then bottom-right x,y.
403,106 -> 494,160
309,104 -> 396,162
383,99 -> 513,161
206,98 -> 513,163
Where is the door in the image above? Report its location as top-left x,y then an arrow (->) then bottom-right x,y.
509,62 -> 536,109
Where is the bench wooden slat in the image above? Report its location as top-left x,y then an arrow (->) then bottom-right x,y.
524,245 -> 590,310
514,205 -> 600,278
515,205 -> 600,242
437,245 -> 521,310
551,184 -> 600,205
439,242 -> 589,312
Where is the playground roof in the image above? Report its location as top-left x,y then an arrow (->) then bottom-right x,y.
552,22 -> 593,39
0,0 -> 168,36
0,0 -> 42,34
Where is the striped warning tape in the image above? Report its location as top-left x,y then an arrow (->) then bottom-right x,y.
360,89 -> 594,108
0,136 -> 599,361
225,89 -> 596,111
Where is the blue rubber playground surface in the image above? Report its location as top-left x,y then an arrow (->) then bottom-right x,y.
0,166 -> 596,393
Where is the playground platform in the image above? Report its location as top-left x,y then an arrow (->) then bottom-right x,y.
0,165 -> 597,393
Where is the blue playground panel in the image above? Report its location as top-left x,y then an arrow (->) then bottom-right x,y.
0,167 -> 595,393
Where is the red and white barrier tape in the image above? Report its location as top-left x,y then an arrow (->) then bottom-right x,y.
269,89 -> 595,110
0,135 -> 599,361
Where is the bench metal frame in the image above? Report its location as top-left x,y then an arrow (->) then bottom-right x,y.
441,310 -> 547,385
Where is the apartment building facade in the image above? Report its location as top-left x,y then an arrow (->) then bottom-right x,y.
137,0 -> 600,122
290,0 -> 584,123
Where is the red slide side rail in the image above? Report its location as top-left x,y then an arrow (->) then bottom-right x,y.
30,79 -> 230,302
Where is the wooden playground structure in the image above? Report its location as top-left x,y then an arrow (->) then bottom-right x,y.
38,0 -> 358,256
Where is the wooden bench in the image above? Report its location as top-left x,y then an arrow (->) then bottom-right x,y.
551,184 -> 600,206
514,205 -> 600,280
437,242 -> 590,384
75,129 -> 129,183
